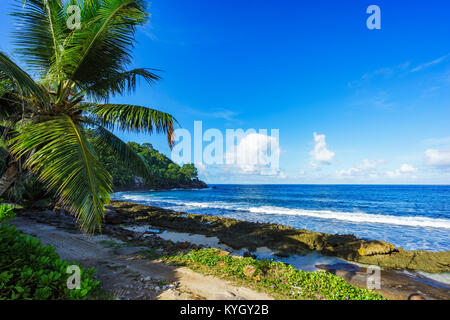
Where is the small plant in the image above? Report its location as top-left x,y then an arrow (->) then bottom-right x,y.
0,203 -> 15,224
157,280 -> 167,287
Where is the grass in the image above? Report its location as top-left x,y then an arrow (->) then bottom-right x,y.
155,248 -> 386,300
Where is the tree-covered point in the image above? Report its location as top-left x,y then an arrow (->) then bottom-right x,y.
92,138 -> 207,190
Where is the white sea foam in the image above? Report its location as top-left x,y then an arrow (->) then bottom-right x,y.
243,206 -> 450,229
112,193 -> 450,230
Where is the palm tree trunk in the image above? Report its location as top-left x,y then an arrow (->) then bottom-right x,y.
0,164 -> 18,196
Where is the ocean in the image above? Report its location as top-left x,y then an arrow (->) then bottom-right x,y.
112,184 -> 450,252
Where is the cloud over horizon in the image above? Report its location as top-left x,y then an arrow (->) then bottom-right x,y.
425,149 -> 450,169
338,159 -> 385,178
387,164 -> 418,178
310,132 -> 334,167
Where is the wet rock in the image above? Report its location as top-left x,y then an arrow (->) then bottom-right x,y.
274,251 -> 290,258
243,251 -> 256,259
358,241 -> 396,256
104,208 -> 123,225
177,241 -> 191,249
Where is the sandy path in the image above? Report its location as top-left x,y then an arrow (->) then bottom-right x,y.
11,217 -> 273,301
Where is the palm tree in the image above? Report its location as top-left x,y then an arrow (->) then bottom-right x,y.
0,0 -> 176,232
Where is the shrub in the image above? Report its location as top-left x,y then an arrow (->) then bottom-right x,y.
0,203 -> 15,224
0,207 -> 102,299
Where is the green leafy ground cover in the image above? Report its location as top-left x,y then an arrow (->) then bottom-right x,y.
157,248 -> 386,300
0,204 -> 103,300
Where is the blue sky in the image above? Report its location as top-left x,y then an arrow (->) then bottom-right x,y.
1,0 -> 450,184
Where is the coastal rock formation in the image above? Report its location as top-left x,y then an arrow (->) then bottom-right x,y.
357,241 -> 396,256
108,201 -> 450,273
114,177 -> 208,192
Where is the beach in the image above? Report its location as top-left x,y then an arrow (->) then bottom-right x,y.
11,196 -> 450,300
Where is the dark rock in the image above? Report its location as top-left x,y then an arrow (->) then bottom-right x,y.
177,241 -> 191,249
104,208 -> 123,225
243,251 -> 256,259
274,251 -> 290,258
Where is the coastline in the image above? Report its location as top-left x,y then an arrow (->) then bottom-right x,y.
112,180 -> 209,193
13,202 -> 450,299
109,201 -> 450,274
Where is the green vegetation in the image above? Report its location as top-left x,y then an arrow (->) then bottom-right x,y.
93,139 -> 204,189
0,0 -> 175,232
161,248 -> 385,300
0,203 -> 15,224
0,204 -> 103,300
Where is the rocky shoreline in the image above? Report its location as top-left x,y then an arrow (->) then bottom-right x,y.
108,201 -> 450,274
13,203 -> 450,299
112,179 -> 209,192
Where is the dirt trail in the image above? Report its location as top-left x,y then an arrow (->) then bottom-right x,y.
11,217 -> 273,300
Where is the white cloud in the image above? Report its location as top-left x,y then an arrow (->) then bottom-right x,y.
338,159 -> 384,177
196,162 -> 207,175
310,132 -> 334,166
399,164 -> 418,173
224,133 -> 281,175
387,164 -> 418,178
424,149 -> 450,168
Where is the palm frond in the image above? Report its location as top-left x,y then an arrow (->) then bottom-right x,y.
80,68 -> 161,101
62,0 -> 148,87
0,52 -> 48,104
90,125 -> 152,180
11,0 -> 66,78
87,103 -> 176,148
9,115 -> 112,232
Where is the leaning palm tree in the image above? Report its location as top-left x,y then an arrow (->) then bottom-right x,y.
0,0 -> 175,232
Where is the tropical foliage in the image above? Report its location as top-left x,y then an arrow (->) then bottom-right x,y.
92,139 -> 203,189
0,204 -> 102,299
0,0 -> 176,232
